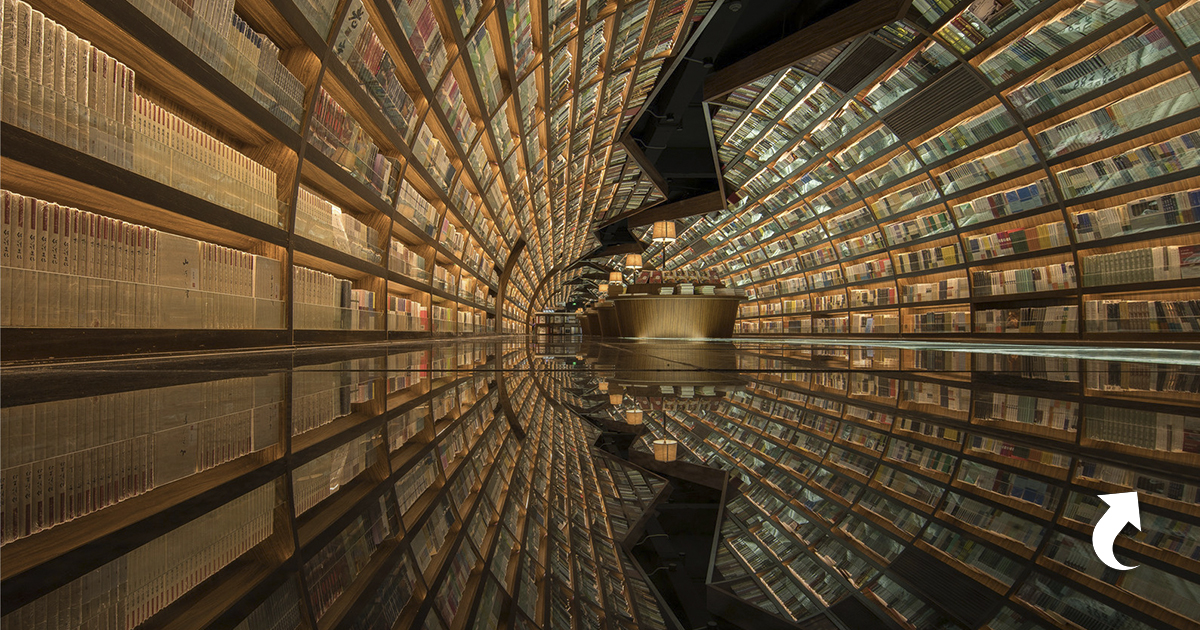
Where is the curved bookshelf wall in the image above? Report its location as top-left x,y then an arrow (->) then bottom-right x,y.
664,0 -> 1200,342
0,0 -> 702,359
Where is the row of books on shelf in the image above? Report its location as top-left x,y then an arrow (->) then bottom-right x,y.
1084,298 -> 1200,332
895,243 -> 962,274
974,392 -> 1078,432
396,180 -> 439,236
1004,24 -> 1173,120
975,305 -> 1079,333
851,312 -> 899,334
1081,243 -> 1200,287
1034,74 -> 1200,159
296,187 -> 382,264
1083,406 -> 1199,454
308,88 -> 400,203
952,177 -> 1056,226
1169,0 -> 1200,46
0,481 -> 276,629
389,240 -> 428,281
973,262 -> 1076,297
632,268 -> 722,285
1,189 -> 284,329
974,0 -> 1139,85
964,221 -> 1069,260
293,428 -> 382,516
1073,187 -> 1200,241
902,277 -> 968,303
303,489 -> 397,620
1,371 -> 281,544
1,3 -> 282,225
126,0 -> 305,130
1056,130 -> 1200,200
333,0 -> 419,140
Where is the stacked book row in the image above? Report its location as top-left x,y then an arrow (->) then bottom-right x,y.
975,305 -> 1079,333
916,103 -> 1012,163
883,210 -> 954,245
389,0 -> 449,84
127,0 -> 304,130
292,266 -> 378,330
851,286 -> 897,307
296,187 -> 382,264
333,1 -> 418,140
1085,298 -> 1200,332
308,88 -> 400,203
4,481 -> 275,630
303,492 -> 397,620
1055,131 -> 1200,199
894,243 -> 963,274
1,373 -> 279,545
292,428 -> 382,516
972,262 -> 1077,297
1083,407 -> 1199,453
1081,243 -> 1200,286
964,220 -> 1070,261
1072,187 -> 1200,241
1034,74 -> 1200,159
951,177 -> 1056,226
937,140 -> 1038,194
834,126 -> 898,171
935,0 -> 1036,55
389,240 -> 428,281
851,312 -> 899,333
1006,25 -> 1174,120
808,267 -> 844,290
435,74 -> 475,148
901,277 -> 968,303
856,150 -> 921,193
412,123 -> 456,190
396,180 -> 439,237
837,230 -> 886,258
844,257 -> 893,283
975,392 -> 1078,432
975,0 -> 1139,84
2,2 -> 281,224
824,206 -> 874,237
812,292 -> 847,312
1167,0 -> 1200,46
2,189 -> 283,329
797,244 -> 837,270
908,310 -> 970,333
813,316 -> 849,333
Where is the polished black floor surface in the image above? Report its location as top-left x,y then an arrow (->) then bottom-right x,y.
2,337 -> 1198,630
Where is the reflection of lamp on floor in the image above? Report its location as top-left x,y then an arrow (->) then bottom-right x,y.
651,220 -> 676,270
625,408 -> 643,425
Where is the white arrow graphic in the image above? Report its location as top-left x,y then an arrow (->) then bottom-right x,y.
1092,492 -> 1141,571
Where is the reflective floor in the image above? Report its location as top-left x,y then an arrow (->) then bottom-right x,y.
2,338 -> 1198,630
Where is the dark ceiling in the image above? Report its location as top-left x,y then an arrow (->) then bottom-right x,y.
629,0 -> 854,203
571,0 -> 854,303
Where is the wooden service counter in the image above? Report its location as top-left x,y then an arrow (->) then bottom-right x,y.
611,294 -> 742,339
